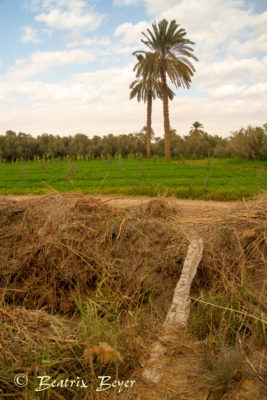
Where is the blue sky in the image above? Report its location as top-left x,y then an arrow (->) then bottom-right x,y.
0,0 -> 266,137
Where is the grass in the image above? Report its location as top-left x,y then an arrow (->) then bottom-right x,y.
189,292 -> 266,346
0,157 -> 266,200
199,346 -> 245,400
0,295 -> 150,399
0,264 -> 154,399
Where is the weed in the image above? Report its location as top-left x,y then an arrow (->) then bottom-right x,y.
201,347 -> 245,400
66,164 -> 78,182
119,159 -> 125,171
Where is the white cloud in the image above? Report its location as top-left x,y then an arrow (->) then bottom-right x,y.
0,61 -> 135,107
142,0 -> 179,15
35,8 -> 103,31
6,49 -> 95,81
113,0 -> 178,14
113,0 -> 141,5
0,87 -> 265,137
114,21 -> 149,44
208,84 -> 246,98
0,61 -> 266,137
195,56 -> 267,89
228,33 -> 267,56
122,0 -> 266,61
158,1 -> 248,56
15,59 -> 26,66
66,35 -> 111,48
31,49 -> 94,67
31,0 -> 86,12
21,26 -> 41,43
242,82 -> 267,97
31,0 -> 104,32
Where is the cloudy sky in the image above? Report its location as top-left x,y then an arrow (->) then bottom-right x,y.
0,0 -> 266,138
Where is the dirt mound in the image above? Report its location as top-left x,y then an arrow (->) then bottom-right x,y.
0,194 -> 188,314
0,193 -> 266,399
0,193 -> 266,317
193,192 -> 267,296
142,198 -> 179,219
0,305 -> 77,364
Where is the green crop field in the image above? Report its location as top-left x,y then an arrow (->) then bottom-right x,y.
0,157 -> 266,201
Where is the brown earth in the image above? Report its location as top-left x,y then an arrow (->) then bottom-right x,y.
0,193 -> 238,238
0,193 -> 266,399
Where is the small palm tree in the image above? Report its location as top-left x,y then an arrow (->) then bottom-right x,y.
130,53 -> 174,159
190,121 -> 205,137
136,19 -> 198,161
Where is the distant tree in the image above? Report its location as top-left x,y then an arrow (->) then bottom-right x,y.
214,139 -> 233,158
229,126 -> 266,160
184,135 -> 211,159
140,125 -> 155,140
170,129 -> 186,157
88,135 -> 104,157
3,131 -> 18,161
102,134 -> 119,157
135,19 -> 198,160
189,121 -> 205,137
0,124 -> 265,161
68,134 -> 90,156
129,77 -> 154,159
130,52 -> 174,158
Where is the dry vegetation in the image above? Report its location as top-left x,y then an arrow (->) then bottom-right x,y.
0,193 -> 266,399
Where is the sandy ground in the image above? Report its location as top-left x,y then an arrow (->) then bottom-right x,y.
0,193 -> 239,216
0,193 -> 237,207
0,193 -> 241,240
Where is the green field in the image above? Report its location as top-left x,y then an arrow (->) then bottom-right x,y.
0,157 -> 266,201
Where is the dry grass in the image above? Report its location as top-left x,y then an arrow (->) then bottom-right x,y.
0,194 -> 188,314
141,198 -> 179,219
0,193 -> 266,399
189,194 -> 266,345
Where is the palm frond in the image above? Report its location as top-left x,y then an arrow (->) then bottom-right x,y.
138,18 -> 198,89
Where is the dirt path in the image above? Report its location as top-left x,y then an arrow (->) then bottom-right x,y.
0,193 -> 238,213
0,193 -> 240,239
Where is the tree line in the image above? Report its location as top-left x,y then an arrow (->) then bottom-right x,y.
0,123 -> 266,162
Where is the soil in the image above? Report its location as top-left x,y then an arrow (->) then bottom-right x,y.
0,193 -> 266,400
0,193 -> 238,238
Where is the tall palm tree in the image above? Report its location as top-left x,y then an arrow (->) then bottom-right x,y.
135,19 -> 198,161
130,53 -> 174,159
190,121 -> 205,137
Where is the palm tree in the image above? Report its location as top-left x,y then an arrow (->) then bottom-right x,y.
135,19 -> 198,161
189,121 -> 205,137
130,53 -> 174,159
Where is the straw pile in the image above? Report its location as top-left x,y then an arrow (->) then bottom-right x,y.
0,194 -> 188,314
193,193 -> 266,306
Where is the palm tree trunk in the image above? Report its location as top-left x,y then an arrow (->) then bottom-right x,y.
146,93 -> 152,159
161,71 -> 171,161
